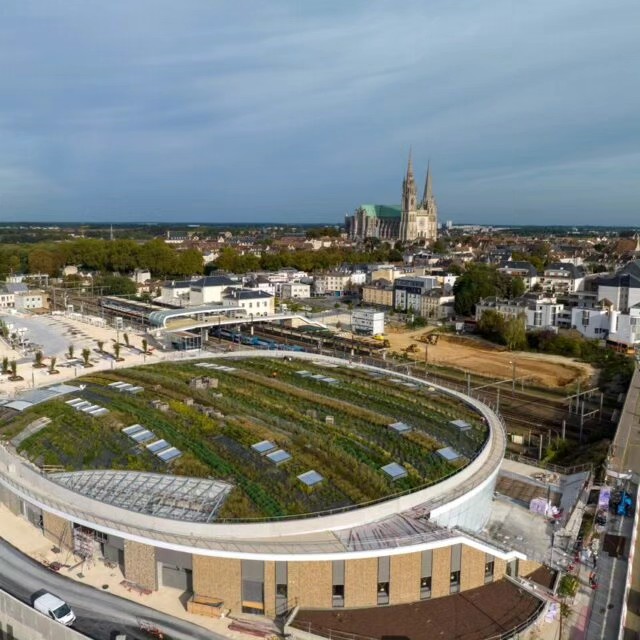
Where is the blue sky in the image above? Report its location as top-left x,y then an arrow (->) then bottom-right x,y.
0,1 -> 639,225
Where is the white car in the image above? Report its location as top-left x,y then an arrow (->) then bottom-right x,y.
33,592 -> 76,626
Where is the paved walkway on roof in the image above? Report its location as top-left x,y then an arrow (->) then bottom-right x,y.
292,579 -> 545,640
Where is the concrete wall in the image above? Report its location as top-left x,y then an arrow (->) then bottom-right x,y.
192,555 -> 242,612
42,512 -> 72,550
519,559 -> 542,578
123,540 -> 157,591
0,484 -> 22,515
0,588 -> 89,640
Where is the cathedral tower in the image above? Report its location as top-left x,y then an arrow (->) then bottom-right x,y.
399,150 -> 418,242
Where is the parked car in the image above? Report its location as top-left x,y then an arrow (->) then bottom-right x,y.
32,592 -> 76,626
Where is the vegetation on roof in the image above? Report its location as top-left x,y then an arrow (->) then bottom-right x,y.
0,358 -> 487,520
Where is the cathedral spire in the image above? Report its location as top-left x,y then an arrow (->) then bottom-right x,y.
402,148 -> 417,206
406,147 -> 414,180
422,161 -> 433,204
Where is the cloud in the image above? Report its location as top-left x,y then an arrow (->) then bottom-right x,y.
0,0 -> 638,223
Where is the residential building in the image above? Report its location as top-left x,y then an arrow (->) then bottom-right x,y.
222,289 -> 274,317
498,262 -> 539,290
419,290 -> 455,321
351,309 -> 385,336
362,280 -> 394,308
280,283 -> 311,300
394,276 -> 438,312
314,273 -> 352,297
540,263 -> 585,294
14,290 -> 46,311
475,296 -> 563,331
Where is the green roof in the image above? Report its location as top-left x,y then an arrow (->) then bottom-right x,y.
359,204 -> 402,219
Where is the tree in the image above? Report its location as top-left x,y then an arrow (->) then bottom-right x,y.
33,350 -> 44,368
477,310 -> 506,344
503,313 -> 527,351
453,264 -> 509,316
97,340 -> 104,353
1,356 -> 8,375
141,338 -> 148,354
49,356 -> 57,373
113,342 -> 121,361
81,348 -> 91,366
509,276 -> 526,298
123,333 -> 129,347
68,344 -> 74,359
9,360 -> 17,379
96,275 -> 137,296
175,249 -> 204,276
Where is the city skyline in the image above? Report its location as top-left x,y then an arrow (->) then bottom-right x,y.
0,1 -> 638,225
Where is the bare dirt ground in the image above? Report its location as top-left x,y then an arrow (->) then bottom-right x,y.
385,328 -> 594,389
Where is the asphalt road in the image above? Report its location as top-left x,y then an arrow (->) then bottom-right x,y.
0,539 -> 226,640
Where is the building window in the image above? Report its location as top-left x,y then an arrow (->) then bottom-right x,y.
332,585 -> 344,607
332,560 -> 345,608
420,576 -> 432,599
276,583 -> 288,598
377,582 -> 389,605
450,571 -> 460,594
484,561 -> 494,584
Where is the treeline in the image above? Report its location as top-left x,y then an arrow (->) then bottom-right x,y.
0,237 -> 406,281
211,245 -> 404,274
0,238 -> 204,279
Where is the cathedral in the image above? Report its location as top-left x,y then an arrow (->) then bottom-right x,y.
345,152 -> 438,244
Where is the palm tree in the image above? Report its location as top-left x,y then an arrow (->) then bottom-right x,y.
113,342 -> 121,361
9,360 -> 17,379
141,338 -> 148,354
49,356 -> 57,374
123,333 -> 129,348
68,344 -> 74,359
97,340 -> 104,353
33,350 -> 44,368
81,348 -> 91,367
1,357 -> 8,375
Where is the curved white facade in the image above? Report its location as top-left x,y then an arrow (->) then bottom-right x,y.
0,352 -> 509,562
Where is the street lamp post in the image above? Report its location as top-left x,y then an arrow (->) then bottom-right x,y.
509,360 -> 516,392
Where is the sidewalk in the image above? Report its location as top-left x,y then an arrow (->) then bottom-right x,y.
0,504 -> 255,640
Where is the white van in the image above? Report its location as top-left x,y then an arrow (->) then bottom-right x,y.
33,592 -> 76,626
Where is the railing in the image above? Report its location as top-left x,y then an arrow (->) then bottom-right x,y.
504,452 -> 593,476
0,350 -> 506,555
288,596 -> 546,640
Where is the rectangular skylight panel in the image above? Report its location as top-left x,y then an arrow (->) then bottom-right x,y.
450,419 -> 472,432
157,447 -> 182,462
108,381 -> 126,387
127,386 -> 144,394
66,398 -> 84,406
132,429 -> 155,443
298,470 -> 324,487
437,446 -> 462,462
123,424 -> 144,435
147,439 -> 170,453
381,462 -> 408,480
117,383 -> 133,391
74,401 -> 92,410
266,449 -> 292,465
389,422 -> 412,434
251,440 -> 277,455
92,408 -> 110,417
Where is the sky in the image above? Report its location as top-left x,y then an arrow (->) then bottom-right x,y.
0,1 -> 639,225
